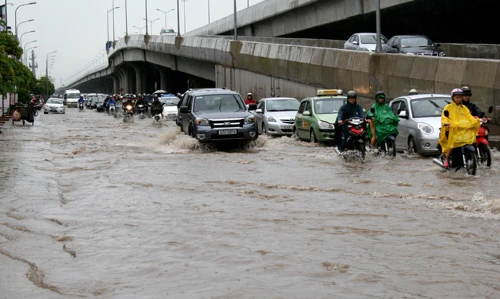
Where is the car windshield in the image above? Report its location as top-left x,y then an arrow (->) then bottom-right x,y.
410,97 -> 450,118
48,99 -> 63,104
401,37 -> 433,48
266,99 -> 299,112
314,98 -> 345,114
193,94 -> 245,113
66,93 -> 80,99
360,34 -> 387,44
160,97 -> 180,106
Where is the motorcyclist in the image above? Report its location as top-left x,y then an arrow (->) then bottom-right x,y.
150,94 -> 164,116
244,93 -> 256,105
135,95 -> 148,115
335,90 -> 365,151
107,95 -> 117,114
122,96 -> 134,113
460,86 -> 483,117
78,95 -> 85,109
366,91 -> 399,148
439,88 -> 480,168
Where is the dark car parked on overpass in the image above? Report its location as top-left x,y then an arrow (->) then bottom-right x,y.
383,35 -> 445,57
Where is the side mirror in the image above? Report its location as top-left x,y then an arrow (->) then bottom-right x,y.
303,111 -> 311,116
370,107 -> 375,114
398,110 -> 407,118
488,106 -> 494,114
443,110 -> 449,117
179,106 -> 189,113
248,104 -> 257,111
255,108 -> 263,114
353,41 -> 359,45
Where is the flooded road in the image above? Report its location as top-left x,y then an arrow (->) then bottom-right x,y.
1,108 -> 499,298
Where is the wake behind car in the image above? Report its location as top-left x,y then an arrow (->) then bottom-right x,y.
294,89 -> 346,143
43,98 -> 65,114
389,93 -> 450,155
177,88 -> 258,143
344,32 -> 388,52
384,35 -> 445,56
254,97 -> 300,136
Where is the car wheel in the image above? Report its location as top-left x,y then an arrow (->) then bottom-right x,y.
262,122 -> 267,135
309,129 -> 317,143
408,137 -> 417,154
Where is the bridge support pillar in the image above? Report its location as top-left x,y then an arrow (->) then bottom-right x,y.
131,64 -> 143,95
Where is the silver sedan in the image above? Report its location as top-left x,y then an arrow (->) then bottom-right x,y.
254,97 -> 300,136
389,94 -> 450,155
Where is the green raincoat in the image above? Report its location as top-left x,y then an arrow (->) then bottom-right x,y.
366,102 -> 399,145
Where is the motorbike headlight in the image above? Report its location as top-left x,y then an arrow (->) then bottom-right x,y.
244,115 -> 255,124
318,120 -> 333,129
196,118 -> 210,126
417,123 -> 433,134
125,105 -> 133,111
266,115 -> 277,122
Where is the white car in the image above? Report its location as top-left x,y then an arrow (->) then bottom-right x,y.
160,95 -> 180,121
255,97 -> 300,136
344,32 -> 388,52
43,98 -> 65,114
389,94 -> 450,155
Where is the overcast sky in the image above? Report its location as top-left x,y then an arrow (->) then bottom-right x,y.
5,0 -> 264,89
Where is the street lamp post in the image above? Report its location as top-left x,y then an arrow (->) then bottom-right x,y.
181,0 -> 187,34
14,1 -> 36,38
233,0 -> 237,40
156,8 -> 174,29
124,0 -> 128,37
144,0 -> 148,35
107,6 -> 119,42
46,50 -> 57,78
143,17 -> 159,35
208,0 -> 210,24
23,39 -> 36,56
133,25 -> 146,34
19,29 -> 35,50
176,0 -> 180,36
16,18 -> 34,41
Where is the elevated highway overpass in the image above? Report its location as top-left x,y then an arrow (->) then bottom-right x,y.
56,0 -> 500,130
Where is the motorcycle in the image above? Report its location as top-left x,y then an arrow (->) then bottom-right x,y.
367,108 -> 397,157
123,104 -> 134,123
475,106 -> 494,168
335,116 -> 368,162
432,110 -> 477,175
136,103 -> 147,120
78,102 -> 85,112
109,103 -> 116,117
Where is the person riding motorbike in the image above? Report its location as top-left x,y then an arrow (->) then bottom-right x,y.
107,96 -> 117,114
78,95 -> 85,110
366,91 -> 399,148
244,93 -> 256,105
460,86 -> 483,118
438,88 -> 480,168
135,95 -> 148,115
335,90 -> 365,151
150,94 -> 164,116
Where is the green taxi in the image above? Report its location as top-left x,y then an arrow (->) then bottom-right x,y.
294,89 -> 347,143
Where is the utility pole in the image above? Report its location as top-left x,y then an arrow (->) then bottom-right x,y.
29,49 -> 37,77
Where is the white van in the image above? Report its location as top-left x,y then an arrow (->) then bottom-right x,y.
64,89 -> 81,107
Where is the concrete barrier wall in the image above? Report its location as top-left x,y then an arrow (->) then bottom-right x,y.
88,35 -> 500,133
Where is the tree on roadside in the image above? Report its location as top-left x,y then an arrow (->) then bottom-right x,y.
0,20 -> 36,104
34,76 -> 55,100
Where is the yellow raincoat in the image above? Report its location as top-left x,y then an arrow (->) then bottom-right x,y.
438,101 -> 480,153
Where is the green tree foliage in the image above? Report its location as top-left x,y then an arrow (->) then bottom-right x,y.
34,76 -> 55,99
0,20 -> 35,98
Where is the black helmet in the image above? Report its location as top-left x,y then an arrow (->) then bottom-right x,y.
346,90 -> 357,99
461,86 -> 472,96
375,91 -> 385,100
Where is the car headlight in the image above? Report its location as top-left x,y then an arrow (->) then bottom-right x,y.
417,122 -> 433,134
195,118 -> 210,126
266,115 -> 277,122
318,120 -> 333,129
244,115 -> 256,124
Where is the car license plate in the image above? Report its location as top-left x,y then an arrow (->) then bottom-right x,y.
281,125 -> 293,130
219,129 -> 237,135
